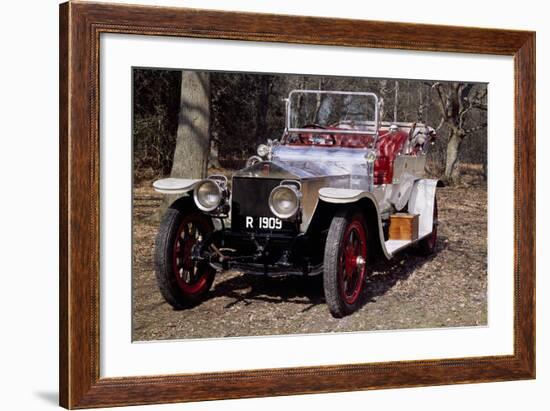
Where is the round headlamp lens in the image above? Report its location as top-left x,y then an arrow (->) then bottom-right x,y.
269,185 -> 300,219
257,144 -> 269,157
194,180 -> 221,211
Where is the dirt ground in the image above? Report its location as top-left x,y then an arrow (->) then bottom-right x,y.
132,173 -> 487,341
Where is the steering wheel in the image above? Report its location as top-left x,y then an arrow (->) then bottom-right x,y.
298,123 -> 335,145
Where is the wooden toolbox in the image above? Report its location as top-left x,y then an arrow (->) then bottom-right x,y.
389,213 -> 419,241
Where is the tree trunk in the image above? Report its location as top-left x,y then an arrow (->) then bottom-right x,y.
154,71 -> 211,220
255,76 -> 271,145
171,71 -> 211,179
393,80 -> 399,122
290,77 -> 306,128
444,129 -> 462,182
208,137 -> 222,169
379,97 -> 386,122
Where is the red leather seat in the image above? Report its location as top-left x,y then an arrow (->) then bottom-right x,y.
374,131 -> 408,185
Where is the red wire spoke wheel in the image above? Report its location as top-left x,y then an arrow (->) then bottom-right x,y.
173,215 -> 210,294
155,204 -> 216,309
339,219 -> 367,305
324,209 -> 368,317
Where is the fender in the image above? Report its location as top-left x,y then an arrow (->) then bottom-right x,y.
153,178 -> 200,195
319,187 -> 378,205
408,178 -> 438,239
318,187 -> 392,259
318,180 -> 438,259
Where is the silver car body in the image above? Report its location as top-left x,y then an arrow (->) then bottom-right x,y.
154,90 -> 438,259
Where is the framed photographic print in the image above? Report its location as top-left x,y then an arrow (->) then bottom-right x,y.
59,1 -> 535,408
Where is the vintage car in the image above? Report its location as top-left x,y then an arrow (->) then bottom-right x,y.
153,90 -> 438,317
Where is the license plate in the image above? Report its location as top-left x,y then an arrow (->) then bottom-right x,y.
245,216 -> 282,230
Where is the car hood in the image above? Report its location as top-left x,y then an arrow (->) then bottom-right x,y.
234,145 -> 374,181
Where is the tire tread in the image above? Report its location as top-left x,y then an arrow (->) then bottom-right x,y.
323,208 -> 366,318
154,205 -> 215,309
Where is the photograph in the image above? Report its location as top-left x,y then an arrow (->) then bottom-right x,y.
131,68 -> 488,341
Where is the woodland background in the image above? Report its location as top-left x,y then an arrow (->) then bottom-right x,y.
132,68 -> 488,185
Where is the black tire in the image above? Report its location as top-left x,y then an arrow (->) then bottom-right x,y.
418,196 -> 438,255
154,204 -> 216,309
323,208 -> 368,318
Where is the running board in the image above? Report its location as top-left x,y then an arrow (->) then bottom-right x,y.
384,230 -> 432,256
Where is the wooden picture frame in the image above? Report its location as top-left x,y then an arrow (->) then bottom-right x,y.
59,1 -> 535,408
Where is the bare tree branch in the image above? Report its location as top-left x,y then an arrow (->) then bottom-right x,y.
476,88 -> 487,101
470,102 -> 488,111
432,82 -> 448,120
435,116 -> 445,132
464,123 -> 488,135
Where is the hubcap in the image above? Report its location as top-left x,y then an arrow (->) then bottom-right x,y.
172,216 -> 210,295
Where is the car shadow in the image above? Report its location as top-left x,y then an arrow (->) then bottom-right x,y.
208,273 -> 326,312
359,240 -> 446,308
203,237 -> 448,315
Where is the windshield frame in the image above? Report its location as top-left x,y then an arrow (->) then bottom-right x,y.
285,90 -> 380,137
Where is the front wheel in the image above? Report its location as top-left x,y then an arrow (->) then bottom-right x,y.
323,209 -> 368,318
154,205 -> 216,309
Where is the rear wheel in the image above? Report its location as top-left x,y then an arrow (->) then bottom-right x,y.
154,206 -> 216,309
323,209 -> 368,318
419,196 -> 438,255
